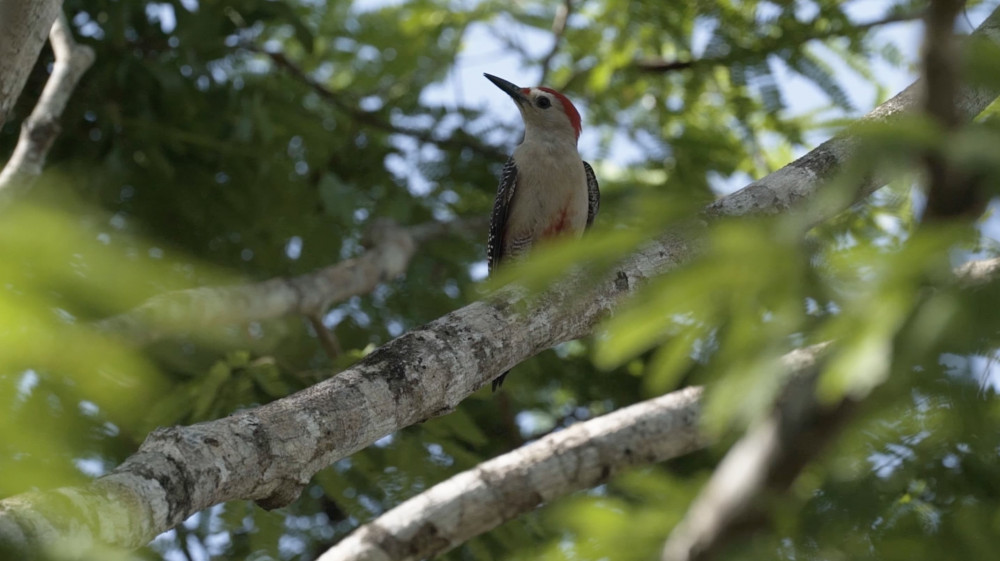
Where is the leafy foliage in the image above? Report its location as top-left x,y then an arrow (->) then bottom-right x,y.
3,1 -> 1000,560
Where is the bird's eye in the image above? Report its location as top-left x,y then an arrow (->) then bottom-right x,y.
536,96 -> 551,109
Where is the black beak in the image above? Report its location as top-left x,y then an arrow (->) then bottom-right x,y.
484,73 -> 528,105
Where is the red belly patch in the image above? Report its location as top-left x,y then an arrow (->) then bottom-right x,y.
542,204 -> 572,238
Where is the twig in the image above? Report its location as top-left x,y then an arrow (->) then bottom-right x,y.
537,0 -> 573,85
308,314 -> 343,362
0,13 -> 95,200
636,12 -> 918,73
174,523 -> 197,561
496,391 -> 525,450
248,46 -> 507,160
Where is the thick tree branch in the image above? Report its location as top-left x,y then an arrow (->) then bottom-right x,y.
321,386 -> 705,561
923,1 -> 964,129
0,12 -> 95,199
1,7 -> 999,556
95,217 -> 484,344
0,0 -> 62,129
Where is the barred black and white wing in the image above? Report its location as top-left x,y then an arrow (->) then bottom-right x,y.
487,158 -> 520,391
487,157 -> 519,275
583,161 -> 600,228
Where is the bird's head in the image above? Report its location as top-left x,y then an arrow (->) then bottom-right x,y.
484,73 -> 582,143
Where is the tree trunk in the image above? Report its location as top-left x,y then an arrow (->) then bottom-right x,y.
0,0 -> 62,129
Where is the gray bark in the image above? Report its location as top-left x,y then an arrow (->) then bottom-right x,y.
0,0 -> 63,129
320,387 -> 706,561
956,256 -> 1000,286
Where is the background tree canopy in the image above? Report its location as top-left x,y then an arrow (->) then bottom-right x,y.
2,0 -> 1000,560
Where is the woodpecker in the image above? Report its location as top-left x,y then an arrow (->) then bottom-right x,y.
484,73 -> 600,391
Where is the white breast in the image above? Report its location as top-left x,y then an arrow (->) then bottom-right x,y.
504,137 -> 589,256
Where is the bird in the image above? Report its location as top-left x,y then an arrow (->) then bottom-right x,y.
483,73 -> 600,391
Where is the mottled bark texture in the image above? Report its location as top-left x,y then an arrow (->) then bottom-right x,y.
327,251 -> 1000,561
0,0 -> 62,130
320,387 -> 705,561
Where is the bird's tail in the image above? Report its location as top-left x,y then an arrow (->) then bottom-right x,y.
491,370 -> 510,392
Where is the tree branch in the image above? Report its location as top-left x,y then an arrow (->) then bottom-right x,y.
320,387 -> 705,561
635,12 -> 920,74
308,314 -> 343,361
251,46 -> 507,161
0,12 -> 95,200
537,0 -> 573,86
1,7 -> 999,556
95,216 -> 485,344
660,236 -> 999,559
705,6 -> 1000,224
334,245 -> 1000,561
